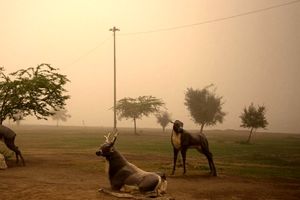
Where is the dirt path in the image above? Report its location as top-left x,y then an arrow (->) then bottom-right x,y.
1,152 -> 299,200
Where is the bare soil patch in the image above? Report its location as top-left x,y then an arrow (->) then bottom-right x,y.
1,152 -> 299,200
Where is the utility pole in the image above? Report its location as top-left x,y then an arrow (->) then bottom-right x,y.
109,26 -> 120,132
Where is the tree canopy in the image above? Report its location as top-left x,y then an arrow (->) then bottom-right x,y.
240,103 -> 268,143
51,109 -> 71,126
156,111 -> 171,132
184,85 -> 226,133
0,64 -> 70,124
116,96 -> 164,134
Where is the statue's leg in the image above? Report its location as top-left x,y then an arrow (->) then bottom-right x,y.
203,149 -> 216,176
4,137 -> 25,166
180,148 -> 187,174
171,148 -> 179,175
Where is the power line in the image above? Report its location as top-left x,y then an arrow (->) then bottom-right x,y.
67,35 -> 111,66
67,0 -> 299,66
120,0 -> 300,36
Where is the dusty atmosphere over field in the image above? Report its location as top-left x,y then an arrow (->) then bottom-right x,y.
1,0 -> 300,133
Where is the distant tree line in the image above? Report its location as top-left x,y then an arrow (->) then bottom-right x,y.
1,64 -> 268,143
115,84 -> 268,143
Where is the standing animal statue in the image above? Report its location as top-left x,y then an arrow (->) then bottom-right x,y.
171,120 -> 216,176
96,132 -> 167,197
0,125 -> 25,166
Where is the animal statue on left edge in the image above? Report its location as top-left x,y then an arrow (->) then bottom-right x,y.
96,132 -> 167,197
0,125 -> 25,166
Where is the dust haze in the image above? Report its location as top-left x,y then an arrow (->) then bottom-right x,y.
1,0 -> 299,133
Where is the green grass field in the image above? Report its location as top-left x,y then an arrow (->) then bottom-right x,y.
1,125 -> 300,180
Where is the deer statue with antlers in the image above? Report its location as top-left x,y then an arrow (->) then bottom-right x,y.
96,132 -> 167,197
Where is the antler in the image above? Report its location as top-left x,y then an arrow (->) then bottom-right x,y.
104,132 -> 112,143
111,131 -> 119,144
113,131 -> 119,138
103,130 -> 119,144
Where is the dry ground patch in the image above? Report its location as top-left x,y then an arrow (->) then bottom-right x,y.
0,126 -> 300,200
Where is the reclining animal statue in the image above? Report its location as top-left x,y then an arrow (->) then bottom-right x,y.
96,132 -> 167,197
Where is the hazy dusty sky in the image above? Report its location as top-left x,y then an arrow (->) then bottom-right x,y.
1,0 -> 299,133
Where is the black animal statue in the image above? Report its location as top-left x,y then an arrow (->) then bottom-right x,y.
171,120 -> 216,176
0,125 -> 25,166
96,132 -> 167,196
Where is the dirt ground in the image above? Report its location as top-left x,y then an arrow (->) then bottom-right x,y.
1,152 -> 299,200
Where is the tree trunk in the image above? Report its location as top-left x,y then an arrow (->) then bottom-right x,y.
133,117 -> 137,135
200,123 -> 205,133
163,126 -> 165,132
247,127 -> 254,143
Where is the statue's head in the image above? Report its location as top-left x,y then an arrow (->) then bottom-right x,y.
171,120 -> 184,133
96,132 -> 118,158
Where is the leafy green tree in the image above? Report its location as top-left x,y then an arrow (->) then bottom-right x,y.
116,96 -> 164,134
51,109 -> 71,126
156,111 -> 171,132
184,85 -> 226,133
240,103 -> 268,143
0,64 -> 70,124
